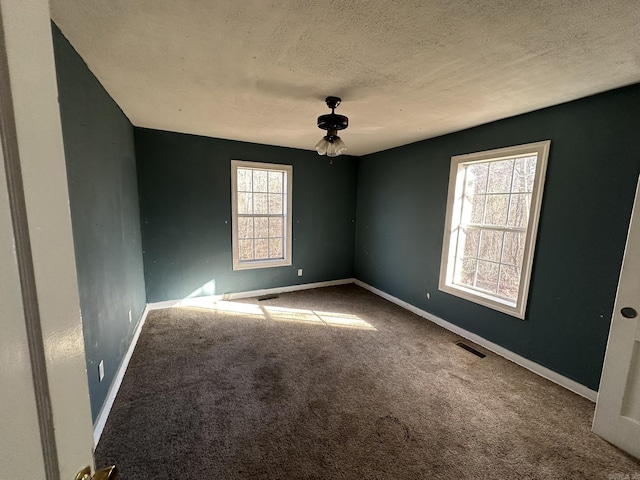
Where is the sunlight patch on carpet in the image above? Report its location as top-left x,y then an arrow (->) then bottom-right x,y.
195,301 -> 377,330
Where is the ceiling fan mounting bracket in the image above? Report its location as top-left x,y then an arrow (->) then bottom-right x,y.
325,96 -> 341,109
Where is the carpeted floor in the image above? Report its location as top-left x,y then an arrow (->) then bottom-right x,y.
95,284 -> 640,479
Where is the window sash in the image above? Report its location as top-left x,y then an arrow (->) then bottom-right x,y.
237,213 -> 286,261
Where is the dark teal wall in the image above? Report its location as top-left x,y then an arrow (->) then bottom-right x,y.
52,24 -> 147,422
355,84 -> 640,391
134,128 -> 358,303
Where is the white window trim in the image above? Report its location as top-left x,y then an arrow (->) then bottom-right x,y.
438,140 -> 551,319
231,160 -> 293,271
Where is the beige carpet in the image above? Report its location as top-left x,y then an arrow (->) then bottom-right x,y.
95,284 -> 640,479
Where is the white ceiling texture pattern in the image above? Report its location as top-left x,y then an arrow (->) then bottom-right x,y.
50,0 -> 640,156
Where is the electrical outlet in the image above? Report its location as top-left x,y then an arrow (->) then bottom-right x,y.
297,269 -> 303,277
128,309 -> 132,323
98,360 -> 105,382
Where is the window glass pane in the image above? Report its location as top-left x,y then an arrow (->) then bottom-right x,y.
237,169 -> 252,192
254,217 -> 268,239
484,194 -> 509,226
462,227 -> 480,258
238,217 -> 253,239
456,257 -> 477,288
239,239 -> 254,260
268,194 -> 283,215
254,193 -> 268,214
269,217 -> 283,238
253,170 -> 268,192
525,156 -> 537,176
237,193 -> 253,214
507,194 -> 530,228
478,230 -> 504,262
487,159 -> 514,193
512,156 -> 536,193
269,238 -> 283,258
476,260 -> 499,293
498,265 -> 521,301
502,231 -> 526,267
269,171 -> 283,193
255,238 -> 269,259
467,163 -> 488,194
468,194 -> 485,224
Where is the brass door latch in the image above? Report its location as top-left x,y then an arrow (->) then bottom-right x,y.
75,465 -> 118,480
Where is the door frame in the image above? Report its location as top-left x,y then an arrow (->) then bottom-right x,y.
0,0 -> 95,478
593,174 -> 640,459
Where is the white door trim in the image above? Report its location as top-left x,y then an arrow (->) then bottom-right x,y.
593,175 -> 640,459
0,5 -> 60,475
0,1 -> 95,477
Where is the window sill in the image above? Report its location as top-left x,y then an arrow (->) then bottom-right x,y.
438,282 -> 525,319
232,258 -> 292,271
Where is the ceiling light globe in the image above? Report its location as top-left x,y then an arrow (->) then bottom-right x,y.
333,137 -> 347,156
326,141 -> 338,157
315,138 -> 329,155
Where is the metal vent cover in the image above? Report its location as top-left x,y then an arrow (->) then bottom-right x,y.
456,342 -> 486,358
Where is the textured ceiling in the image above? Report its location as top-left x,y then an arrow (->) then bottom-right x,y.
50,0 -> 640,156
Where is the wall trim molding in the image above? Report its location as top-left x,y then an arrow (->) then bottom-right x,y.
354,279 -> 598,402
223,278 -> 355,300
146,278 -> 356,311
92,306 -> 150,446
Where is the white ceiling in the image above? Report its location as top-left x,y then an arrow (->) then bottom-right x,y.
50,0 -> 640,157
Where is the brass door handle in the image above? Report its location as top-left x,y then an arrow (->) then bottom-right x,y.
75,465 -> 118,480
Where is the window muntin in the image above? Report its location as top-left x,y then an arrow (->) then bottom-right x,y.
439,141 -> 550,319
231,160 -> 292,270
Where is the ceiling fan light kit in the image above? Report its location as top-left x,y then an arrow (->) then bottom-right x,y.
315,96 -> 348,157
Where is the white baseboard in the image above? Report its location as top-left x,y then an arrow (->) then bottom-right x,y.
92,305 -> 150,447
354,279 -> 598,402
145,296 -> 222,311
146,278 -> 356,310
223,278 -> 355,300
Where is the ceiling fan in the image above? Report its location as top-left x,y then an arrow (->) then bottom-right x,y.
315,96 -> 348,157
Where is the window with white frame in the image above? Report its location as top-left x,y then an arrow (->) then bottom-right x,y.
439,141 -> 550,319
231,160 -> 292,270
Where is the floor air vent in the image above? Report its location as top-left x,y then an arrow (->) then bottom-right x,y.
257,294 -> 279,301
456,342 -> 486,358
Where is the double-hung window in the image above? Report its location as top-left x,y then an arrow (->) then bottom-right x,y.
439,141 -> 550,319
231,160 -> 292,270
